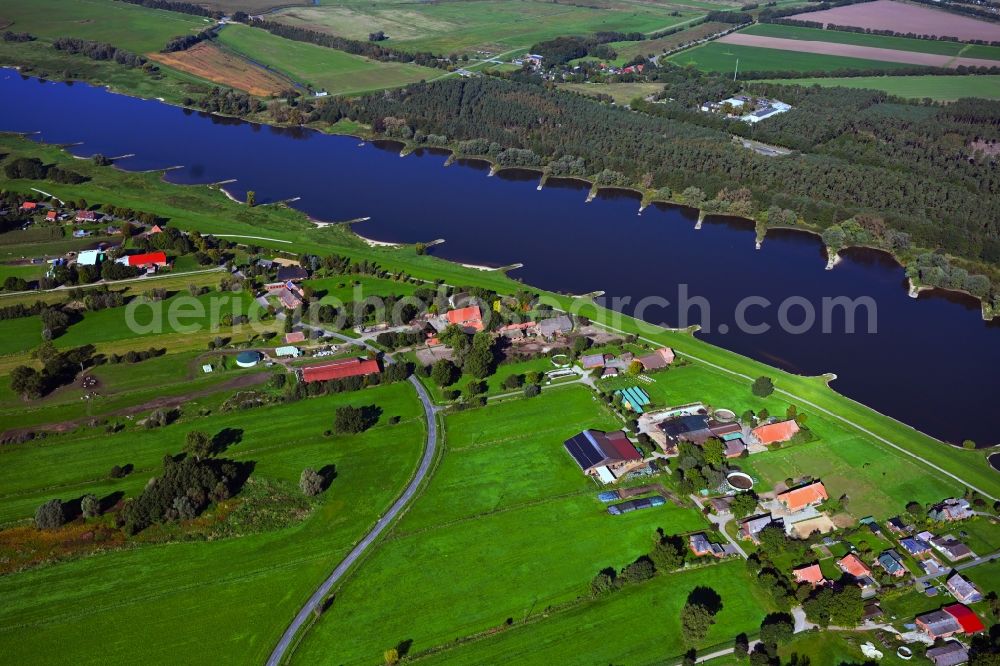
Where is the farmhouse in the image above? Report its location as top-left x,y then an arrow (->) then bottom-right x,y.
117,251 -> 168,269
916,604 -> 984,639
793,563 -> 826,587
580,353 -> 608,369
929,498 -> 973,522
740,101 -> 792,124
752,419 -> 800,445
446,305 -> 484,332
775,481 -> 828,513
301,357 -> 380,383
654,413 -> 740,450
75,210 -> 97,223
925,642 -> 969,666
19,201 -> 38,211
536,314 -> 573,338
275,281 -> 304,310
740,514 -> 781,542
563,429 -> 642,483
689,533 -> 728,558
876,550 -> 906,577
46,210 -> 57,222
945,573 -> 982,604
636,347 -> 674,371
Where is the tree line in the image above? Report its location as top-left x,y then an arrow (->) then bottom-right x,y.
52,37 -> 148,69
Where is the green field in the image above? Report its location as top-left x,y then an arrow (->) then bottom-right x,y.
217,23 -> 437,95
0,0 -> 209,54
0,382 -> 426,664
272,0 -> 703,55
756,74 -> 1000,100
742,23 -> 1000,61
305,274 -> 419,304
291,387 -> 719,664
560,81 -> 665,105
669,41 -> 917,73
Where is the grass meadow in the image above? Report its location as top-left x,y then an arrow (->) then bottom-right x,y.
272,0 -> 702,55
217,23 -> 437,95
669,41 -> 916,73
755,74 -> 1000,100
0,0 -> 210,54
0,382 -> 426,664
291,387 -> 720,664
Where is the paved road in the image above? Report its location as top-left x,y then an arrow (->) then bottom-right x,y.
914,548 -> 1000,585
266,375 -> 438,666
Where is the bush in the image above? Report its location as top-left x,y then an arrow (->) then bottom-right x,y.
333,405 -> 380,434
35,499 -> 65,529
751,376 -> 774,398
299,467 -> 324,496
81,493 -> 100,518
524,383 -> 541,398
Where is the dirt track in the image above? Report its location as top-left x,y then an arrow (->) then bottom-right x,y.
719,32 -> 1000,68
788,0 -> 1000,42
149,42 -> 291,96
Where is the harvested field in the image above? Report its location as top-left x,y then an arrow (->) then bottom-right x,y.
718,32 -> 1000,68
788,0 -> 1000,42
608,21 -> 732,63
148,42 -> 292,96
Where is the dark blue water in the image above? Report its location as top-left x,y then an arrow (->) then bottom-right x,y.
2,70 -> 998,446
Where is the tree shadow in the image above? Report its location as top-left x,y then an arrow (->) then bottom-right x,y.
212,427 -> 243,455
319,464 -> 338,491
99,490 -> 124,513
687,586 -> 723,615
396,639 -> 413,658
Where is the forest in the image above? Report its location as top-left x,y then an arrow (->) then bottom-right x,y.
315,76 -> 999,272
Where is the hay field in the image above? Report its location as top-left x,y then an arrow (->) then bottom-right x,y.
149,42 -> 293,96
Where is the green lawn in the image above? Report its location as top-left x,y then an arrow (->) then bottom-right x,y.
754,74 -> 1000,101
417,561 -> 775,665
291,387 -> 710,664
669,41 -> 917,73
560,81 -> 665,105
306,274 -> 418,305
0,315 -> 42,356
272,0 -> 701,55
0,0 -> 210,54
741,23 -> 1000,61
217,23 -> 437,95
0,383 -> 426,664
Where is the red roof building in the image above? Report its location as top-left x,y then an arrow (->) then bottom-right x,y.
776,481 -> 828,512
301,357 -> 380,383
76,210 -> 97,222
793,564 -> 826,587
20,201 -> 37,211
121,251 -> 168,268
446,306 -> 484,332
46,210 -> 58,221
284,331 -> 306,344
943,604 -> 985,634
752,419 -> 801,445
837,553 -> 872,579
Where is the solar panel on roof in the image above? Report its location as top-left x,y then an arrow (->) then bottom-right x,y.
564,432 -> 604,470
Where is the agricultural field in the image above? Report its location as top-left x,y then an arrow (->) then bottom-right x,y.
305,274 -> 420,305
270,0 -> 703,56
0,0 -> 210,54
149,42 -> 294,96
606,20 -> 733,63
216,23 -> 437,96
560,81 -> 665,105
755,74 -> 1000,100
787,0 -> 1000,42
290,387 -> 723,664
0,382 -> 427,664
668,40 -> 917,73
741,22 -> 1000,61
717,31 -> 1000,68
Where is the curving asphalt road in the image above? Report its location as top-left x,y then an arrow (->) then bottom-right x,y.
265,370 -> 438,666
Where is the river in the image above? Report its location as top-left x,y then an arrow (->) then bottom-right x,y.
2,70 -> 998,446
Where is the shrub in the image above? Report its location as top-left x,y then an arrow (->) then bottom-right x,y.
752,376 -> 774,398
299,468 -> 324,496
81,493 -> 100,518
35,499 -> 65,529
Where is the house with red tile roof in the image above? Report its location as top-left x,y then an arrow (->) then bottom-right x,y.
837,553 -> 872,579
117,251 -> 168,269
776,481 -> 828,513
793,563 -> 826,587
301,357 -> 380,383
752,419 -> 800,445
284,331 -> 306,344
75,210 -> 97,223
446,305 -> 483,332
46,210 -> 58,221
19,201 -> 37,211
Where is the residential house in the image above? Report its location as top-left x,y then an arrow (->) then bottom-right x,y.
776,481 -> 828,513
284,331 -> 306,344
837,553 -> 876,590
752,419 -> 800,445
563,429 -> 642,484
601,367 -> 619,378
301,357 -> 380,383
19,201 -> 38,211
445,305 -> 484,333
886,516 -> 909,536
689,533 -> 726,558
708,497 -> 733,515
920,557 -> 947,577
45,210 -> 58,222
657,414 -> 711,450
931,536 -> 974,562
945,573 -> 982,604
740,514 -> 781,542
900,537 -> 933,559
275,265 -> 308,282
926,641 -> 969,666
536,314 -> 572,338
793,563 -> 826,587
276,281 -> 304,310
877,550 -> 906,577
636,347 -> 674,371
929,498 -> 973,522
75,210 -> 97,223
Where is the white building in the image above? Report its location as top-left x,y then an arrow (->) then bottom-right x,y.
274,345 -> 302,358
